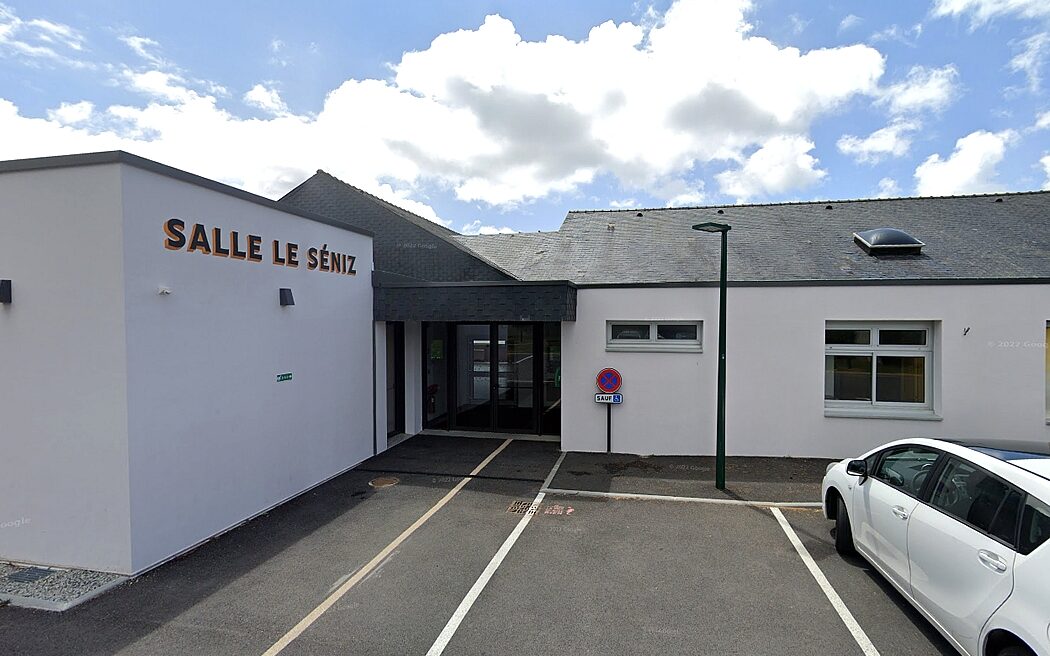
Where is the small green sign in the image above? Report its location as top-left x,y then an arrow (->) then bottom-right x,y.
277,372 -> 293,382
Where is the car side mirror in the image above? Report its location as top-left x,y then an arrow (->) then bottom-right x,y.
845,460 -> 868,478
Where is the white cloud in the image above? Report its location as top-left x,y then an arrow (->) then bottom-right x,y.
715,135 -> 826,201
46,100 -> 93,125
875,177 -> 901,197
461,219 -> 516,235
270,38 -> 289,66
0,0 -> 891,218
839,14 -> 862,32
932,0 -> 1050,27
608,198 -> 638,208
880,65 -> 959,115
0,4 -> 90,68
870,23 -> 923,47
837,119 -> 920,163
914,129 -> 1017,195
243,83 -> 289,115
1009,32 -> 1050,92
120,35 -> 164,66
1036,110 -> 1050,129
788,14 -> 810,35
123,70 -> 197,104
1041,154 -> 1050,189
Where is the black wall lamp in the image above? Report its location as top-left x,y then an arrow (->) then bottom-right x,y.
0,279 -> 11,304
279,288 -> 294,306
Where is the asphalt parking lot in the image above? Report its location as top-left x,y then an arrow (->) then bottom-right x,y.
0,435 -> 956,656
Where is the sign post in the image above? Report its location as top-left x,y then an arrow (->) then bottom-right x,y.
595,368 -> 623,453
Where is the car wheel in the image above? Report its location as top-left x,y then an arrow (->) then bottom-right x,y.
835,496 -> 856,556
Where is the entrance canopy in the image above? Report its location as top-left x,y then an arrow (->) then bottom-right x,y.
374,279 -> 576,322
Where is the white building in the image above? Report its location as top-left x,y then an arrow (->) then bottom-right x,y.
3,150 -> 1049,575
282,170 -> 1050,460
1,153 -> 374,575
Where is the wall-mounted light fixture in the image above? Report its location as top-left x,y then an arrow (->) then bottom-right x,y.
279,288 -> 294,306
0,279 -> 11,304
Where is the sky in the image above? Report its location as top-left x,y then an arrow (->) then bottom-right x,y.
1,0 -> 1048,234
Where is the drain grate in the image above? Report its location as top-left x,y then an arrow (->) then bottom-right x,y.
6,567 -> 54,584
507,500 -> 535,514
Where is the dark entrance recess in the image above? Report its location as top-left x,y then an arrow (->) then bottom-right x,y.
386,322 -> 405,437
424,322 -> 561,435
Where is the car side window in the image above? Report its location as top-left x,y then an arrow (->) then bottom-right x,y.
1019,496 -> 1050,556
871,446 -> 940,496
929,457 -> 1021,543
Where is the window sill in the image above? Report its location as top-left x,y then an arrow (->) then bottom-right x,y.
606,343 -> 702,353
824,408 -> 942,421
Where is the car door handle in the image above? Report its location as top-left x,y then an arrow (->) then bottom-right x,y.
891,506 -> 909,520
978,550 -> 1008,573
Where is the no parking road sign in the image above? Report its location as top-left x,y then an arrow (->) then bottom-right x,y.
595,368 -> 622,394
595,368 -> 623,453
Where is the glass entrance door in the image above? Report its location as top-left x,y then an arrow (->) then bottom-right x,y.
496,324 -> 535,431
455,324 -> 492,429
429,322 -> 558,434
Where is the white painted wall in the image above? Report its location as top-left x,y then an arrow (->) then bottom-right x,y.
563,285 -> 1050,458
0,165 -> 134,572
120,165 -> 375,573
404,321 -> 424,436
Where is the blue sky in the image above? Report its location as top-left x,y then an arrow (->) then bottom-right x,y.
1,0 -> 1048,233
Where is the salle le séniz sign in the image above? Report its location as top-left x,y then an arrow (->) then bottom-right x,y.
163,218 -> 356,275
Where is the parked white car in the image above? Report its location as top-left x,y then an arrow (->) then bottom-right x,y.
823,438 -> 1050,656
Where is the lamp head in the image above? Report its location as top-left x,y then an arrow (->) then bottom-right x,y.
692,222 -> 731,233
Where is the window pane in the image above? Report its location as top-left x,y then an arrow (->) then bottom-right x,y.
826,329 -> 871,345
989,490 -> 1023,544
879,329 -> 927,346
873,446 -> 940,495
930,458 -> 1013,534
1019,496 -> 1050,555
611,324 -> 650,340
825,355 -> 872,401
657,324 -> 697,340
876,356 -> 925,403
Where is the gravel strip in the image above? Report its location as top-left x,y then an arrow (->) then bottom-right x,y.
0,563 -> 124,603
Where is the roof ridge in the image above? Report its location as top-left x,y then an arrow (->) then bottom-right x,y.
567,188 -> 1050,215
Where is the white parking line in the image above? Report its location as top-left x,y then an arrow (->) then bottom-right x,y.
542,487 -> 822,508
260,438 -> 514,656
770,508 -> 881,656
425,451 -> 567,656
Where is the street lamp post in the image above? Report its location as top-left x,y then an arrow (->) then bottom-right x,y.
691,221 -> 731,490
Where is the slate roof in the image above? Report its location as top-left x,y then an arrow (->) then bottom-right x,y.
280,170 -> 517,282
452,192 -> 1050,285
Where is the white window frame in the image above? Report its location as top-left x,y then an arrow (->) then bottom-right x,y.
606,320 -> 703,353
824,321 -> 938,420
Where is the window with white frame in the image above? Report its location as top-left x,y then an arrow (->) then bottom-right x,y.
606,321 -> 702,352
825,322 -> 934,415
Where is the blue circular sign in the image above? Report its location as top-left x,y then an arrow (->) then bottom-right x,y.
596,368 -> 622,394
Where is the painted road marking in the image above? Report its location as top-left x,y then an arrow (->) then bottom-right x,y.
770,507 -> 880,656
260,438 -> 514,656
426,451 -> 568,656
542,487 -> 822,508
